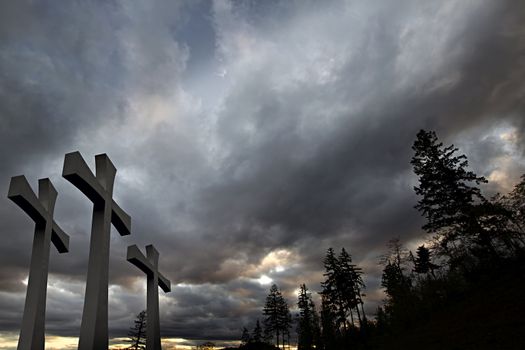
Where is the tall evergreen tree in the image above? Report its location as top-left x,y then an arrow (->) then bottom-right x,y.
320,294 -> 337,350
338,248 -> 366,328
252,319 -> 263,343
241,327 -> 251,345
321,248 -> 367,332
411,129 -> 491,263
310,299 -> 322,349
413,245 -> 438,277
320,248 -> 346,330
263,284 -> 291,350
297,284 -> 316,350
127,310 -> 147,350
380,239 -> 416,329
281,306 -> 292,350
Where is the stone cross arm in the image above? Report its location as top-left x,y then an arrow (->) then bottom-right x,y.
8,176 -> 69,253
62,151 -> 131,236
127,245 -> 171,292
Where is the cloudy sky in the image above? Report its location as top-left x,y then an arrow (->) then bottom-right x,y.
1,0 -> 524,348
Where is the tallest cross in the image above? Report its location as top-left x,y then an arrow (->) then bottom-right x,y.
62,152 -> 131,350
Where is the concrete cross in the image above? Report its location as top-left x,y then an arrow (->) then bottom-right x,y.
127,244 -> 171,350
8,176 -> 69,350
62,151 -> 131,350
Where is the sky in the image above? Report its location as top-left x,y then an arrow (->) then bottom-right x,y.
1,0 -> 524,349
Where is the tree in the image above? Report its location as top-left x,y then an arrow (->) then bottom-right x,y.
379,238 -> 415,329
381,260 -> 410,301
252,319 -> 263,343
242,327 -> 251,345
413,245 -> 438,277
320,248 -> 367,333
320,248 -> 345,330
338,248 -> 366,328
281,306 -> 292,350
297,284 -> 317,350
496,174 -> 525,250
127,310 -> 146,350
310,299 -> 322,349
263,284 -> 291,350
411,129 -> 492,264
320,294 -> 337,350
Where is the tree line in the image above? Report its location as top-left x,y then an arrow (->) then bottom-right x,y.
237,129 -> 525,349
238,246 -> 368,350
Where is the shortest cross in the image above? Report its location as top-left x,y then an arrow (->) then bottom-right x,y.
127,244 -> 171,350
8,176 -> 69,350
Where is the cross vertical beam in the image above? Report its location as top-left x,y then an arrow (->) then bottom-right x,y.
8,176 -> 69,350
127,244 -> 171,350
62,152 -> 131,350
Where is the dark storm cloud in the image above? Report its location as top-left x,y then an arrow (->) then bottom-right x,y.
1,0 -> 524,344
0,0 -> 131,314
0,0 -> 188,337
185,0 -> 525,271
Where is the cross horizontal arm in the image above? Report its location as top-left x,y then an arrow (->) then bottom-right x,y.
158,273 -> 171,293
127,245 -> 171,293
111,200 -> 131,236
52,223 -> 69,253
62,152 -> 104,204
9,176 -> 70,253
127,245 -> 152,276
8,176 -> 46,226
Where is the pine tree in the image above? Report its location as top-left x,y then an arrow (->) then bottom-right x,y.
264,284 -> 282,348
320,248 -> 345,330
411,129 -> 491,263
380,239 -> 415,328
297,284 -> 314,350
127,310 -> 146,350
310,299 -> 322,349
413,245 -> 438,277
263,284 -> 291,350
381,261 -> 409,300
297,284 -> 322,350
320,248 -> 367,332
252,319 -> 263,343
320,294 -> 336,350
280,304 -> 292,350
338,248 -> 366,328
241,327 -> 251,345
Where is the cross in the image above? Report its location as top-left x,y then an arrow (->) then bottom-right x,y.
8,176 -> 69,350
62,151 -> 131,350
127,244 -> 171,350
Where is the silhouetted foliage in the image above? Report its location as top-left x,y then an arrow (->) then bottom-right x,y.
238,130 -> 525,350
296,284 -> 321,350
127,310 -> 146,350
252,319 -> 263,343
368,130 -> 525,348
411,129 -> 507,268
241,327 -> 251,345
319,247 -> 368,348
320,294 -> 337,350
413,245 -> 438,277
263,284 -> 291,350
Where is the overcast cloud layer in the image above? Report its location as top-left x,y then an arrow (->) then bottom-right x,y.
1,0 -> 524,347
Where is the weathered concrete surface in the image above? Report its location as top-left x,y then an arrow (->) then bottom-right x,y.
127,244 -> 171,350
63,152 -> 130,350
8,176 -> 69,350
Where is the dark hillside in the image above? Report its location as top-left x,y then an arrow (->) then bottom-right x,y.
372,258 -> 525,350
